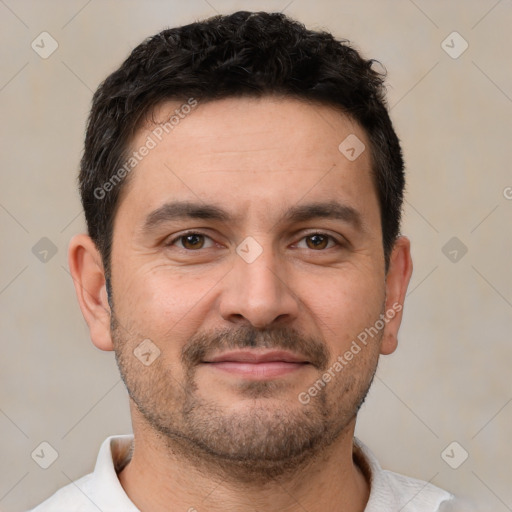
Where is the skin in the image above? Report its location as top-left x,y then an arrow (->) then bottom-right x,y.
69,96 -> 413,512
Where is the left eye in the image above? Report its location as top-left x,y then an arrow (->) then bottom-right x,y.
296,234 -> 337,250
171,233 -> 215,250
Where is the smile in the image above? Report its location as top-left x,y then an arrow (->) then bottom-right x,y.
203,350 -> 311,379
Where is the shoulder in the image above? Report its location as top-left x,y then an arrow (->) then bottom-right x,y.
27,473 -> 97,512
26,435 -> 136,512
354,438 -> 455,512
378,469 -> 455,511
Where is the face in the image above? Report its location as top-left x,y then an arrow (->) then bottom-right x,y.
104,96 -> 400,476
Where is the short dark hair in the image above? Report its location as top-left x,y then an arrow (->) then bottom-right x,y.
79,11 -> 404,277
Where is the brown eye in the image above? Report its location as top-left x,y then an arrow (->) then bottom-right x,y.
305,234 -> 330,250
180,234 -> 205,250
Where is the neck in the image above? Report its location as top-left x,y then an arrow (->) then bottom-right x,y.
118,405 -> 370,512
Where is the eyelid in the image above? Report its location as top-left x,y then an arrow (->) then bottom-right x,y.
292,230 -> 344,249
164,229 -> 347,250
165,230 -> 217,249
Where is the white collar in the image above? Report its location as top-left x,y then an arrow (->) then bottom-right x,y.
86,434 -> 452,511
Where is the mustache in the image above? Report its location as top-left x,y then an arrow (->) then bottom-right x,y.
181,325 -> 330,370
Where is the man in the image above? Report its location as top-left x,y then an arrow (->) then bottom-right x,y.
30,11 -> 457,512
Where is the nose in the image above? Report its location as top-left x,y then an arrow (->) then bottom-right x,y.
218,242 -> 301,329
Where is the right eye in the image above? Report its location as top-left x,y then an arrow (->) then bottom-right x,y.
167,232 -> 215,251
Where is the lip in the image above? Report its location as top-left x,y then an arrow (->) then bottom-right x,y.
204,350 -> 309,364
203,350 -> 310,379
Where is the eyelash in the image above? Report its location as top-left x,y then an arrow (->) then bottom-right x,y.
166,230 -> 343,251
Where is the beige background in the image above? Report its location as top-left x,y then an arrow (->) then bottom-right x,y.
1,0 -> 511,510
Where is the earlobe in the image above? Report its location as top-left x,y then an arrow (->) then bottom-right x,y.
380,236 -> 413,355
68,234 -> 114,351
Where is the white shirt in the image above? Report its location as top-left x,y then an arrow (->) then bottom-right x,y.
28,435 -> 456,512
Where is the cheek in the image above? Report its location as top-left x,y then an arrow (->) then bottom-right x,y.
113,263 -> 224,343
295,268 -> 385,349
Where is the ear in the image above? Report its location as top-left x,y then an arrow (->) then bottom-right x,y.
380,236 -> 413,355
68,234 -> 114,351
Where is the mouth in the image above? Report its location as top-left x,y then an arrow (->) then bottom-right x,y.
202,350 -> 311,379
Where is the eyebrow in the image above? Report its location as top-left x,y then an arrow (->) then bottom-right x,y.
141,200 -> 363,233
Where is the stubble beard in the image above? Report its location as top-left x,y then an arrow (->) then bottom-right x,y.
111,317 -> 380,483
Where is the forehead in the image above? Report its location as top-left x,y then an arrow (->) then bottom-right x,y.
115,96 -> 379,230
